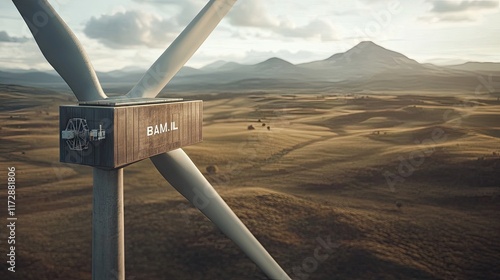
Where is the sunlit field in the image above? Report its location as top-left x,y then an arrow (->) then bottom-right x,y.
1,84 -> 499,279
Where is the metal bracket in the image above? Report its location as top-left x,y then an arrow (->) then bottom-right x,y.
61,118 -> 105,151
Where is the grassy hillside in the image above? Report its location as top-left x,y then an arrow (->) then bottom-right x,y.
0,85 -> 499,279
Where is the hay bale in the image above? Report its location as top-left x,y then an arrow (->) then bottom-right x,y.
396,201 -> 402,210
206,165 -> 219,174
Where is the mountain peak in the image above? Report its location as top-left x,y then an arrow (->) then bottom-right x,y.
329,41 -> 400,59
350,41 -> 408,58
257,57 -> 294,67
323,41 -> 420,70
355,40 -> 379,48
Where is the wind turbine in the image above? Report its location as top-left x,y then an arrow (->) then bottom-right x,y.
12,0 -> 291,279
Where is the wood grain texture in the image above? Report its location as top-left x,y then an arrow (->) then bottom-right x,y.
60,100 -> 202,168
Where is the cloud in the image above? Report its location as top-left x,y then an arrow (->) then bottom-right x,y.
83,10 -> 178,48
227,0 -> 338,41
0,31 -> 29,43
132,0 -> 205,25
430,0 -> 498,13
275,19 -> 338,41
422,0 -> 499,22
227,0 -> 278,28
356,0 -> 392,5
0,39 -> 52,70
83,0 -> 233,48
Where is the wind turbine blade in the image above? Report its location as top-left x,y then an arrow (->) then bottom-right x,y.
127,0 -> 237,99
13,0 -> 107,101
151,149 -> 290,280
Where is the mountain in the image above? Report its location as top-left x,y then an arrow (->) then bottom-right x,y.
247,57 -> 298,76
217,62 -> 244,72
175,66 -> 202,77
255,57 -> 294,69
170,57 -> 302,85
298,41 -> 425,81
201,60 -> 228,71
1,41 -> 498,92
201,58 -> 294,73
0,70 -> 64,85
446,62 -> 500,73
330,41 -> 421,70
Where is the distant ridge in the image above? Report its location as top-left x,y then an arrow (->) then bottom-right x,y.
217,61 -> 244,72
0,70 -> 64,85
1,41 -> 499,92
446,62 -> 500,72
201,60 -> 228,70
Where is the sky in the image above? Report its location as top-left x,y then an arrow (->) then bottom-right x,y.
0,0 -> 499,72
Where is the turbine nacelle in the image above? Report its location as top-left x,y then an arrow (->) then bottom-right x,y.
60,98 -> 203,169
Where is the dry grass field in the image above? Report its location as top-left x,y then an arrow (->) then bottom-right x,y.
0,84 -> 499,279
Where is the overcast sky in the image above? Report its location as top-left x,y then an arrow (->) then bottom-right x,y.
0,0 -> 499,71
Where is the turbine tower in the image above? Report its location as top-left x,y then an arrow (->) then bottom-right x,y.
12,0 -> 291,279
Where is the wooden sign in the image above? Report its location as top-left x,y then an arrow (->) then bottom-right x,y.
60,99 -> 202,168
